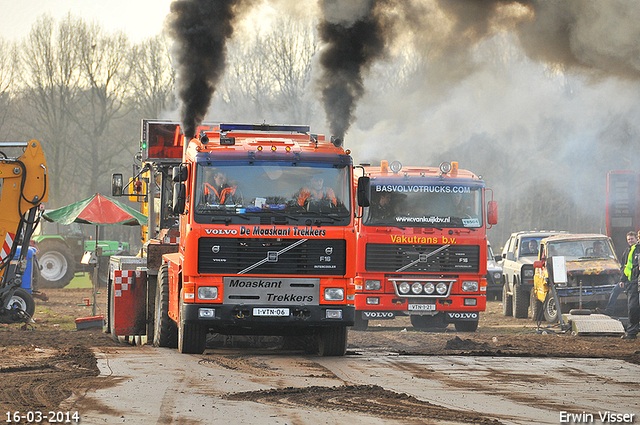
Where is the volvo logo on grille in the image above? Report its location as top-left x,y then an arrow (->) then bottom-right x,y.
267,251 -> 278,262
211,245 -> 220,254
325,247 -> 333,255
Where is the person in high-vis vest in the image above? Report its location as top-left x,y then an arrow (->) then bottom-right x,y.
604,231 -> 637,316
622,232 -> 640,339
297,175 -> 336,209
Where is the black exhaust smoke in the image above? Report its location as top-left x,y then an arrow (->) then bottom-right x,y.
165,0 -> 252,139
318,1 -> 389,141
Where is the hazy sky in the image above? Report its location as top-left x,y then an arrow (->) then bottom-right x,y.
0,0 -> 174,41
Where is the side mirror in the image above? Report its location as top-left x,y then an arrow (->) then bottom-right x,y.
487,200 -> 498,225
173,183 -> 186,214
112,173 -> 123,196
357,176 -> 370,207
494,255 -> 502,263
533,260 -> 544,269
172,165 -> 188,182
506,252 -> 515,261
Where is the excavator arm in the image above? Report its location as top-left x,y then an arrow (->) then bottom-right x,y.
0,140 -> 48,322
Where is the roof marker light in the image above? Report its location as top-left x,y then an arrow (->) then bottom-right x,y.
389,161 -> 402,173
257,146 -> 263,151
271,146 -> 277,152
285,146 -> 291,152
439,162 -> 452,174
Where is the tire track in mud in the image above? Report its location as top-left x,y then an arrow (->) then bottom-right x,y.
0,346 -> 102,412
225,384 -> 503,424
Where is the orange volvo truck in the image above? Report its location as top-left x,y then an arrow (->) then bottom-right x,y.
353,161 -> 497,331
110,122 -> 356,355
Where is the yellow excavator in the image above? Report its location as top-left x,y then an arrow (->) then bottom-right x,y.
0,140 -> 48,323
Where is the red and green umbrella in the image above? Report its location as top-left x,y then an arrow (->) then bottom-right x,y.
43,193 -> 146,226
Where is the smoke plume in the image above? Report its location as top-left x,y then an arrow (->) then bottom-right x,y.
165,0 -> 253,138
317,0 -> 391,140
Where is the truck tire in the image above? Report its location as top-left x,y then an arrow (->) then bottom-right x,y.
178,289 -> 207,354
543,296 -> 559,323
454,320 -> 478,332
317,326 -> 347,356
352,314 -> 368,331
37,240 -> 75,288
153,264 -> 177,348
502,282 -> 513,317
7,288 -> 36,319
410,314 -> 447,330
530,288 -> 543,322
512,279 -> 529,319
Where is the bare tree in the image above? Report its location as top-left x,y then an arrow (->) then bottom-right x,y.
131,35 -> 176,118
262,17 -> 318,124
0,37 -> 18,136
19,14 -> 82,206
70,21 -> 135,196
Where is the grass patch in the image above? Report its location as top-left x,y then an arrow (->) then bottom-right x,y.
65,274 -> 93,289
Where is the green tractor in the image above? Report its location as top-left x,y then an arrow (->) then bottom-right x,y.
33,221 -> 130,288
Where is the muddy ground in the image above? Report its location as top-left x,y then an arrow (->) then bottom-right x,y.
1,287 -> 639,421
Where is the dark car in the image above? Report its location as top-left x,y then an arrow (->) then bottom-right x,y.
486,242 -> 503,301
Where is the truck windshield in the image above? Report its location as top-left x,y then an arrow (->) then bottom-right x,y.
193,163 -> 351,221
363,183 -> 483,228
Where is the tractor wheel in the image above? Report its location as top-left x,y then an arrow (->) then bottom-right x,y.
178,289 -> 207,354
543,297 -> 559,323
7,288 -> 36,319
317,326 -> 348,356
454,320 -> 478,332
352,314 -> 369,331
37,240 -> 75,288
153,264 -> 177,348
502,283 -> 513,317
530,288 -> 543,322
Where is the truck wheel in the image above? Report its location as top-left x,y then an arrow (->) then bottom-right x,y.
530,289 -> 543,322
454,320 -> 478,332
153,264 -> 177,348
543,297 -> 559,323
37,240 -> 75,288
352,314 -> 368,331
410,314 -> 447,330
502,283 -> 513,317
513,281 -> 529,319
178,289 -> 207,354
7,288 -> 36,319
317,326 -> 347,356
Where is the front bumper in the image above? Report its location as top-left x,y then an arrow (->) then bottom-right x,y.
182,303 -> 354,335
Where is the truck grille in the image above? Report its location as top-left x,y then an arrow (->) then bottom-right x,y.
198,237 -> 346,276
365,243 -> 479,273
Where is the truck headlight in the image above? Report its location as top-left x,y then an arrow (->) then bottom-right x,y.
462,281 -> 478,292
364,280 -> 381,291
411,282 -> 423,294
197,286 -> 218,300
324,288 -> 344,301
493,272 -> 501,280
436,282 -> 448,295
398,282 -> 411,294
524,269 -> 534,278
